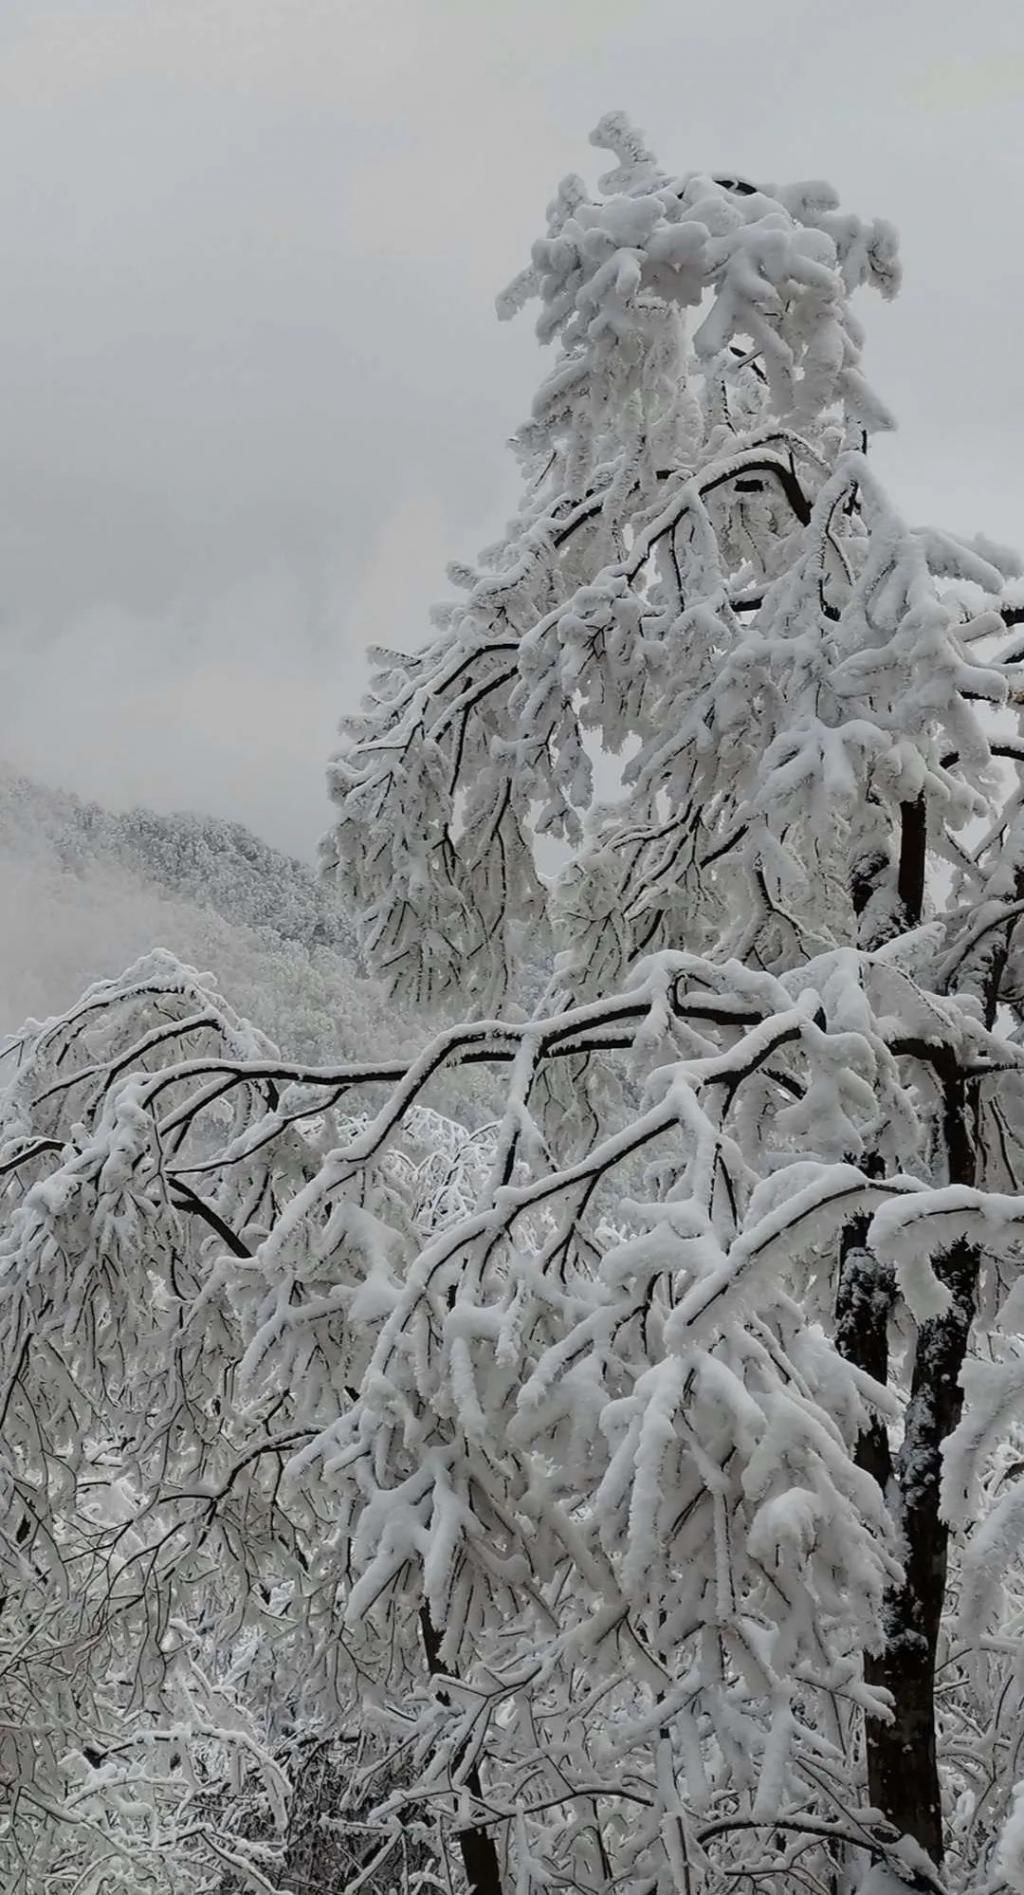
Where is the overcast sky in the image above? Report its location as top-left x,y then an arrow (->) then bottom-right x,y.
0,0 -> 1021,857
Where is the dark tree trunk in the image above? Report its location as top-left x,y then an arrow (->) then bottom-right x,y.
856,1239 -> 977,1868
897,794 -> 928,931
420,1610 -> 504,1895
837,1078 -> 978,1870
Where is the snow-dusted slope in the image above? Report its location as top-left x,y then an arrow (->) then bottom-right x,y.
0,771 -> 385,1060
0,770 -> 359,956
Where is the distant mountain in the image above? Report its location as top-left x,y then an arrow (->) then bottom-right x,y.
0,772 -> 510,1138
0,769 -> 359,959
0,770 -> 385,1062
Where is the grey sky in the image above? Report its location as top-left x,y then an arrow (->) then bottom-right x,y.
0,0 -> 1021,856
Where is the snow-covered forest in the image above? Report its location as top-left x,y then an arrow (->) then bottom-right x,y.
5,95 -> 1024,1895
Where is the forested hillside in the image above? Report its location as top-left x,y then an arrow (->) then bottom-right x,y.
0,769 -> 368,1057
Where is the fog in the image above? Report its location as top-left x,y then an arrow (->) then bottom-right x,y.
0,0 -> 1021,856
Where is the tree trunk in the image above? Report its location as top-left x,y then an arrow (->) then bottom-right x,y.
859,1240 -> 977,1868
420,1610 -> 504,1895
837,1076 -> 978,1869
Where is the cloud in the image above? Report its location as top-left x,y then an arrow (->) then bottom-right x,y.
0,1 -> 418,113
0,575 -> 335,856
0,485 -> 474,858
913,56 -> 1024,109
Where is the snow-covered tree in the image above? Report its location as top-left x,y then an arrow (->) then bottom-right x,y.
5,115 -> 1024,1895
323,115 -> 1024,1878
0,947 -> 501,1891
